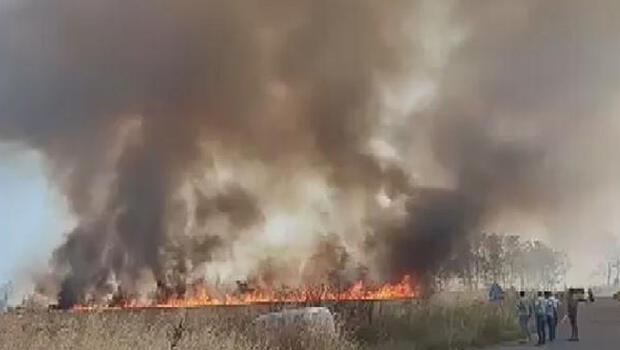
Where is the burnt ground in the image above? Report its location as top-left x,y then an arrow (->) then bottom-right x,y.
487,297 -> 620,350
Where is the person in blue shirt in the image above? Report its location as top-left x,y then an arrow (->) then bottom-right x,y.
544,291 -> 557,341
534,291 -> 547,345
489,282 -> 504,301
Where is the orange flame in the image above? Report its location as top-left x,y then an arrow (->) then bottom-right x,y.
72,275 -> 416,311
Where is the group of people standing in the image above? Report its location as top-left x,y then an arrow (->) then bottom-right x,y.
516,288 -> 584,345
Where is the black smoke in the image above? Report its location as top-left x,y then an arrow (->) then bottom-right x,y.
3,0 -> 620,305
0,0 -> 417,306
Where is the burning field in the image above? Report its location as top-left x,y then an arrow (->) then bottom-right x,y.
70,275 -> 416,311
0,0 -> 439,309
2,0 -> 620,348
3,0 -> 620,311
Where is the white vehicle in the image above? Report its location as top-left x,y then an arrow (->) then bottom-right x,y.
253,306 -> 336,336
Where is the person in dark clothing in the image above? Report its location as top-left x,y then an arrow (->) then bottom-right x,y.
567,289 -> 579,341
553,292 -> 562,329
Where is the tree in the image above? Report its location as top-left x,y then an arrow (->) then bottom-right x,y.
434,233 -> 569,291
482,233 -> 505,284
519,240 -> 568,290
502,235 -> 522,288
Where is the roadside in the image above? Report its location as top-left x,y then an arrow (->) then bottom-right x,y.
486,298 -> 620,350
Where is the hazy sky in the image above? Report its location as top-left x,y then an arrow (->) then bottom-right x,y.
0,144 -> 68,300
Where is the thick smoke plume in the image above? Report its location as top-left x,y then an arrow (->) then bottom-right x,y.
2,0 -> 620,305
386,0 -> 620,283
0,0 -> 417,306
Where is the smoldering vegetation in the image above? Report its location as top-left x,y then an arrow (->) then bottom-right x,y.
1,0 -> 620,305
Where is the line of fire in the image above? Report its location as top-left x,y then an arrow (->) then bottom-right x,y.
54,275 -> 416,311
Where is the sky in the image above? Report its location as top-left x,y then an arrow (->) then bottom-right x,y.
0,144 -> 68,301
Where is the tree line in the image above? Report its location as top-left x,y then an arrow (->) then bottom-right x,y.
434,233 -> 569,291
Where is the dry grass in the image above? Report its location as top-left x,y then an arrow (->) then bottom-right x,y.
354,294 -> 521,350
0,306 -> 355,350
0,297 -> 520,350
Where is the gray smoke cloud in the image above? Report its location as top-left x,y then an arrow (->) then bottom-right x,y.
431,0 -> 620,209
2,0 -> 620,305
195,185 -> 263,230
0,0 -> 417,306
378,0 -> 620,284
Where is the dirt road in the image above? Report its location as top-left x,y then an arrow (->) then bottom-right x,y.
488,297 -> 620,349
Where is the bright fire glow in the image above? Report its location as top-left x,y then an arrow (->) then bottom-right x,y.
72,275 -> 416,311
